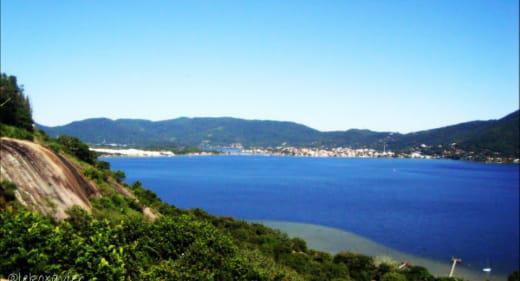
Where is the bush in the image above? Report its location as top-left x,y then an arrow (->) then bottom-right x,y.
0,210 -> 58,274
57,135 -> 96,164
0,124 -> 33,140
380,272 -> 407,281
83,167 -> 106,182
96,160 -> 111,170
47,142 -> 62,153
129,181 -> 161,207
0,180 -> 17,201
91,194 -> 143,223
509,271 -> 519,281
113,170 -> 126,183
0,180 -> 17,208
404,265 -> 435,281
333,252 -> 376,281
291,237 -> 308,252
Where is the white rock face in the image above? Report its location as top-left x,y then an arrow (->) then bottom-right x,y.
1,137 -> 100,219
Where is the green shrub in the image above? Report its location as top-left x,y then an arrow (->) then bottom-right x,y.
0,180 -> 17,201
380,272 -> 407,281
0,209 -> 128,279
113,170 -> 126,183
0,180 -> 17,208
333,252 -> 376,281
96,160 -> 111,170
83,167 -> 106,182
91,194 -> 143,223
57,135 -> 96,164
47,142 -> 62,153
0,210 -> 59,274
0,124 -> 33,140
404,265 -> 435,281
291,237 -> 307,252
129,181 -> 161,207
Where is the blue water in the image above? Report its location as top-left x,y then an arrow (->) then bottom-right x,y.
105,156 -> 519,274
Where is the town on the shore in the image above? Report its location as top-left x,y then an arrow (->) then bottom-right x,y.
239,146 -> 518,163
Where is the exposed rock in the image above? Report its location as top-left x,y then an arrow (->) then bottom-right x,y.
0,137 -> 100,220
143,207 -> 159,220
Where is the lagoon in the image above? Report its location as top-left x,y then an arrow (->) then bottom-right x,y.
105,156 -> 519,278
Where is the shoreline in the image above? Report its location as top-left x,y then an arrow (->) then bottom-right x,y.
90,147 -> 214,157
253,220 -> 509,281
95,150 -> 519,164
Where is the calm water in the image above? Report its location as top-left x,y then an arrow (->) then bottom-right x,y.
105,156 -> 519,274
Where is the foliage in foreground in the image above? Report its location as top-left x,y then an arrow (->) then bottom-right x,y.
0,208 -> 279,281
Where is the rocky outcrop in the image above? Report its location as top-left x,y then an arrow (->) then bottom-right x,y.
0,137 -> 100,219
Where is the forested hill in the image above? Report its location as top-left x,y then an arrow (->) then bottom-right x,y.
39,117 -> 327,148
386,110 -> 519,156
39,110 -> 519,156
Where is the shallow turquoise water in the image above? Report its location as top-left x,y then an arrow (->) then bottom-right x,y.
105,156 -> 519,275
257,220 -> 507,281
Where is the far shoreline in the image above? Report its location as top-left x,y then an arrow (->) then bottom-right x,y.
94,148 -> 519,164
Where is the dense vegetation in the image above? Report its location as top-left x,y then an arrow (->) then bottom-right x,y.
389,111 -> 519,157
0,74 -> 33,131
56,135 -> 98,164
39,111 -> 519,158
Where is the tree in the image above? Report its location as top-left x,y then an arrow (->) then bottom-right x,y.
0,74 -> 33,131
57,135 -> 97,164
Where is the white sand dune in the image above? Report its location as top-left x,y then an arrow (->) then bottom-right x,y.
90,147 -> 175,157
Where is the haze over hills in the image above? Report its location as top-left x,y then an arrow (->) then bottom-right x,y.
39,110 -> 519,157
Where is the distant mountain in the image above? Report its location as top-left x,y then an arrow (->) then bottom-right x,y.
39,117 -> 325,147
386,110 -> 519,155
38,110 -> 519,156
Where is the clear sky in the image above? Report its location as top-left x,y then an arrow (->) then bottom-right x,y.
1,0 -> 518,132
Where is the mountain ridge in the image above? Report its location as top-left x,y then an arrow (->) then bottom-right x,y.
38,110 -> 519,157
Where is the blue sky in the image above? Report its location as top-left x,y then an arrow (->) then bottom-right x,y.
1,0 -> 518,132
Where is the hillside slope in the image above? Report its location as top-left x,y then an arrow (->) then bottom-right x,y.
388,110 -> 519,152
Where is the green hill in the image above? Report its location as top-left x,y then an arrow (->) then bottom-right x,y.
386,111 -> 519,156
39,111 -> 519,157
